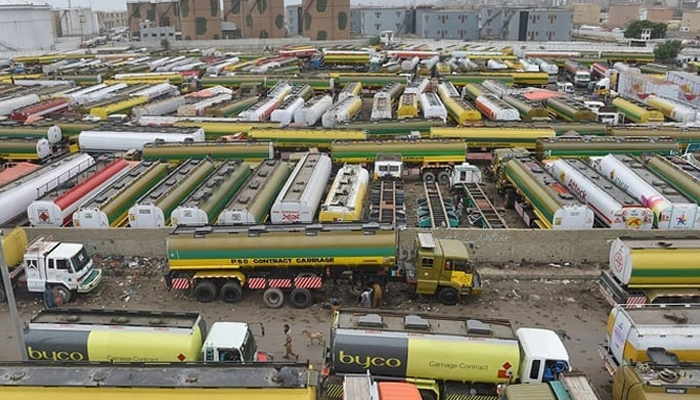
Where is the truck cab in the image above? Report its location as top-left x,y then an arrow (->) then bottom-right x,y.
2,228 -> 101,303
413,232 -> 482,305
373,153 -> 403,180
201,322 -> 270,363
516,328 -> 570,384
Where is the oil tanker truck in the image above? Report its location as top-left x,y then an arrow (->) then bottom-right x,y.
23,307 -> 270,363
600,304 -> 700,376
613,359 -> 700,400
0,362 -> 317,400
322,308 -> 571,400
0,227 -> 101,303
166,224 -> 482,308
599,237 -> 700,306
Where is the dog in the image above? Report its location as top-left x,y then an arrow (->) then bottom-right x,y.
302,329 -> 325,347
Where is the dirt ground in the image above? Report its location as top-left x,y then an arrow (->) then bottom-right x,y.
0,256 -> 614,400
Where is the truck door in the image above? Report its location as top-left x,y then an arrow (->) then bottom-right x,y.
47,258 -> 74,288
24,255 -> 45,293
415,256 -> 439,295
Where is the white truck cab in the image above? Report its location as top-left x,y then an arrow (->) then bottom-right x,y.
450,163 -> 482,186
201,322 -> 270,363
516,328 -> 571,383
373,153 -> 403,180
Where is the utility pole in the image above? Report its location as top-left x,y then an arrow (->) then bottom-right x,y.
0,235 -> 28,361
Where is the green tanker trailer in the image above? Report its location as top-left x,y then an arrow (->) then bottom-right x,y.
203,97 -> 258,118
141,141 -> 274,162
534,136 -> 680,160
545,98 -> 597,122
645,155 -> 700,204
329,138 -> 467,183
170,161 -> 252,226
166,226 -> 482,308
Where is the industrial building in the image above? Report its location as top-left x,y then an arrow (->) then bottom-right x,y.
300,0 -> 350,41
222,0 -> 286,39
51,7 -> 99,37
0,0 -> 54,51
682,10 -> 700,32
481,7 -> 572,41
179,0 -> 221,40
607,3 -> 641,28
127,1 -> 181,39
350,7 -> 413,36
572,3 -> 600,26
96,11 -> 128,31
640,7 -> 673,23
415,8 -> 480,40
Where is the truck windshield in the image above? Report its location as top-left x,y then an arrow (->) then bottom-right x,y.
241,330 -> 257,361
69,247 -> 91,272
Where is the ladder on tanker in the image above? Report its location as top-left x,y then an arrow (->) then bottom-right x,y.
419,182 -> 455,229
343,374 -> 372,400
459,182 -> 508,229
368,180 -> 406,228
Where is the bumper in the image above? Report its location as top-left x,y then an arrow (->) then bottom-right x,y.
77,268 -> 102,293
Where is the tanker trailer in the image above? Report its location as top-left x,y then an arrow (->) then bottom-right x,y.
613,360 -> 700,400
324,309 -> 570,400
601,304 -> 700,375
599,237 -> 700,306
502,156 -> 594,229
166,226 -> 481,308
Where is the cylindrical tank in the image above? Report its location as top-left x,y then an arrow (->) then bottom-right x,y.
171,161 -> 252,226
645,95 -> 696,123
73,161 -> 170,228
79,128 -> 206,152
330,139 -> 467,164
0,94 -> 40,116
142,141 -> 273,162
270,153 -> 332,224
475,94 -> 520,121
132,96 -> 186,119
27,159 -> 132,227
203,97 -> 257,118
177,93 -> 231,117
271,96 -> 305,127
217,160 -> 291,225
646,155 -> 700,204
128,159 -> 216,228
0,227 -> 28,268
0,153 -> 96,226
401,57 -> 420,72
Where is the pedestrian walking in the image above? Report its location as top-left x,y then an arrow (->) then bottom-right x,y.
43,284 -> 57,309
359,288 -> 372,308
283,324 -> 299,360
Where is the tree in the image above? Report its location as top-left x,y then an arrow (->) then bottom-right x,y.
160,38 -> 170,52
624,20 -> 667,39
654,40 -> 682,63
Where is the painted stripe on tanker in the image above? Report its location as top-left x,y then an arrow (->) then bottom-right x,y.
169,256 -> 393,269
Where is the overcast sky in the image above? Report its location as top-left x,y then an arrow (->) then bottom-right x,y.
39,0 -> 429,12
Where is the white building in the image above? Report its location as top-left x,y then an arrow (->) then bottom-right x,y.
0,0 -> 54,51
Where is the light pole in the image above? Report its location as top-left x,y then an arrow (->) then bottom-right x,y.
0,234 -> 28,361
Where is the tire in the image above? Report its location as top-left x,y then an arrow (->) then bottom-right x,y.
437,171 -> 451,185
437,287 -> 460,306
422,171 -> 436,182
194,281 -> 217,303
220,281 -> 243,303
263,287 -> 284,309
289,288 -> 312,309
52,284 -> 72,304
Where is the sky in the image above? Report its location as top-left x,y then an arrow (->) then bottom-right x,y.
38,0 -> 430,12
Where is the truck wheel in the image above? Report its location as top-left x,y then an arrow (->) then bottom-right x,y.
220,281 -> 243,303
421,171 -> 436,182
263,288 -> 284,309
437,171 -> 451,185
437,287 -> 460,306
52,285 -> 72,304
194,281 -> 217,303
289,288 -> 312,309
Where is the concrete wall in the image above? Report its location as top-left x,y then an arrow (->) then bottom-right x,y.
352,8 -> 413,37
415,9 -> 480,40
572,3 -> 600,26
24,227 -> 699,264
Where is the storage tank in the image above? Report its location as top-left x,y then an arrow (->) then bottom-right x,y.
73,161 -> 170,228
270,96 -> 305,127
645,155 -> 700,204
270,153 -> 332,224
0,153 -> 96,226
142,141 -> 273,162
611,98 -> 665,124
403,78 -> 430,95
27,159 -> 133,227
170,161 -> 252,226
544,159 -> 653,229
546,98 -> 597,122
645,95 -> 695,123
322,95 -> 362,128
128,159 -> 216,228
419,92 -> 447,122
486,59 -> 508,70
217,160 -> 291,225
129,83 -> 178,101
177,93 -> 231,117
203,97 -> 258,118
401,56 -> 420,72
294,94 -> 333,126
502,94 -> 549,120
